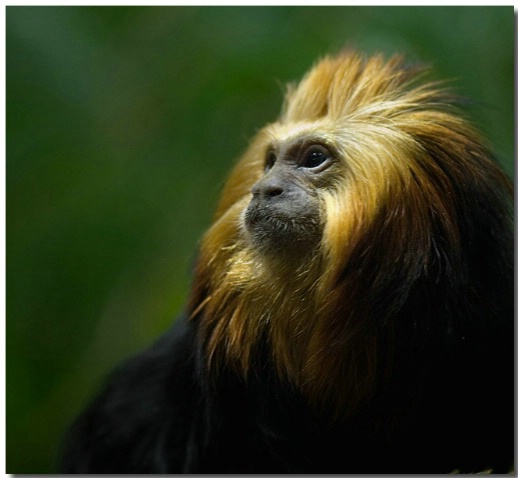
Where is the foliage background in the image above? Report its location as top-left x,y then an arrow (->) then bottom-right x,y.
6,6 -> 514,473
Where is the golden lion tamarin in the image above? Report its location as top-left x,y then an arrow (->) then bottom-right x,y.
61,50 -> 513,474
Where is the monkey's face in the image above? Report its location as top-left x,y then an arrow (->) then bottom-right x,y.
243,136 -> 335,255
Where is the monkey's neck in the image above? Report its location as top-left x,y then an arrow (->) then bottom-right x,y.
189,247 -> 380,417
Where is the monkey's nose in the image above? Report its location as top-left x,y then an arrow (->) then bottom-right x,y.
251,178 -> 285,199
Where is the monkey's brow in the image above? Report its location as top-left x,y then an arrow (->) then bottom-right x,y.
270,135 -> 336,158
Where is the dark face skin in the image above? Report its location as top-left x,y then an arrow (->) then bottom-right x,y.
244,138 -> 335,255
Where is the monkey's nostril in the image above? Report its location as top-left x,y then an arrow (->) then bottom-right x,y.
252,180 -> 285,199
265,185 -> 284,197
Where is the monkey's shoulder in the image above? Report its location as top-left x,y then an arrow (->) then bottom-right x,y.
60,315 -> 198,473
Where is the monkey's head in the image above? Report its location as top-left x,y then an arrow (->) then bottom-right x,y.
188,51 -> 513,415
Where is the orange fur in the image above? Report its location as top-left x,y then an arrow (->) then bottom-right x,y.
188,51 -> 512,415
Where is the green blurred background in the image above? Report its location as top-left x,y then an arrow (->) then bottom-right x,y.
6,6 -> 514,473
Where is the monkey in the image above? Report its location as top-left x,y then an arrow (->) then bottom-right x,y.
60,50 -> 514,474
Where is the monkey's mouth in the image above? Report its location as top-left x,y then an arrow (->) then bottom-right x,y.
243,200 -> 320,251
245,208 -> 296,232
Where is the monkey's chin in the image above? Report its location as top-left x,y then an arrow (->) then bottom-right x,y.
242,206 -> 320,255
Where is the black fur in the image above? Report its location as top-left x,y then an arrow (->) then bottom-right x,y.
60,298 -> 513,473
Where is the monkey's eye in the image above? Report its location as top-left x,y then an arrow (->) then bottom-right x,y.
265,151 -> 276,172
301,145 -> 331,170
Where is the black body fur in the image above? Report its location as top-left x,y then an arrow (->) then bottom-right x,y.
61,298 -> 513,473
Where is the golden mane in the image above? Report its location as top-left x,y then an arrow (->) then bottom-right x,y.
188,50 -> 512,415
